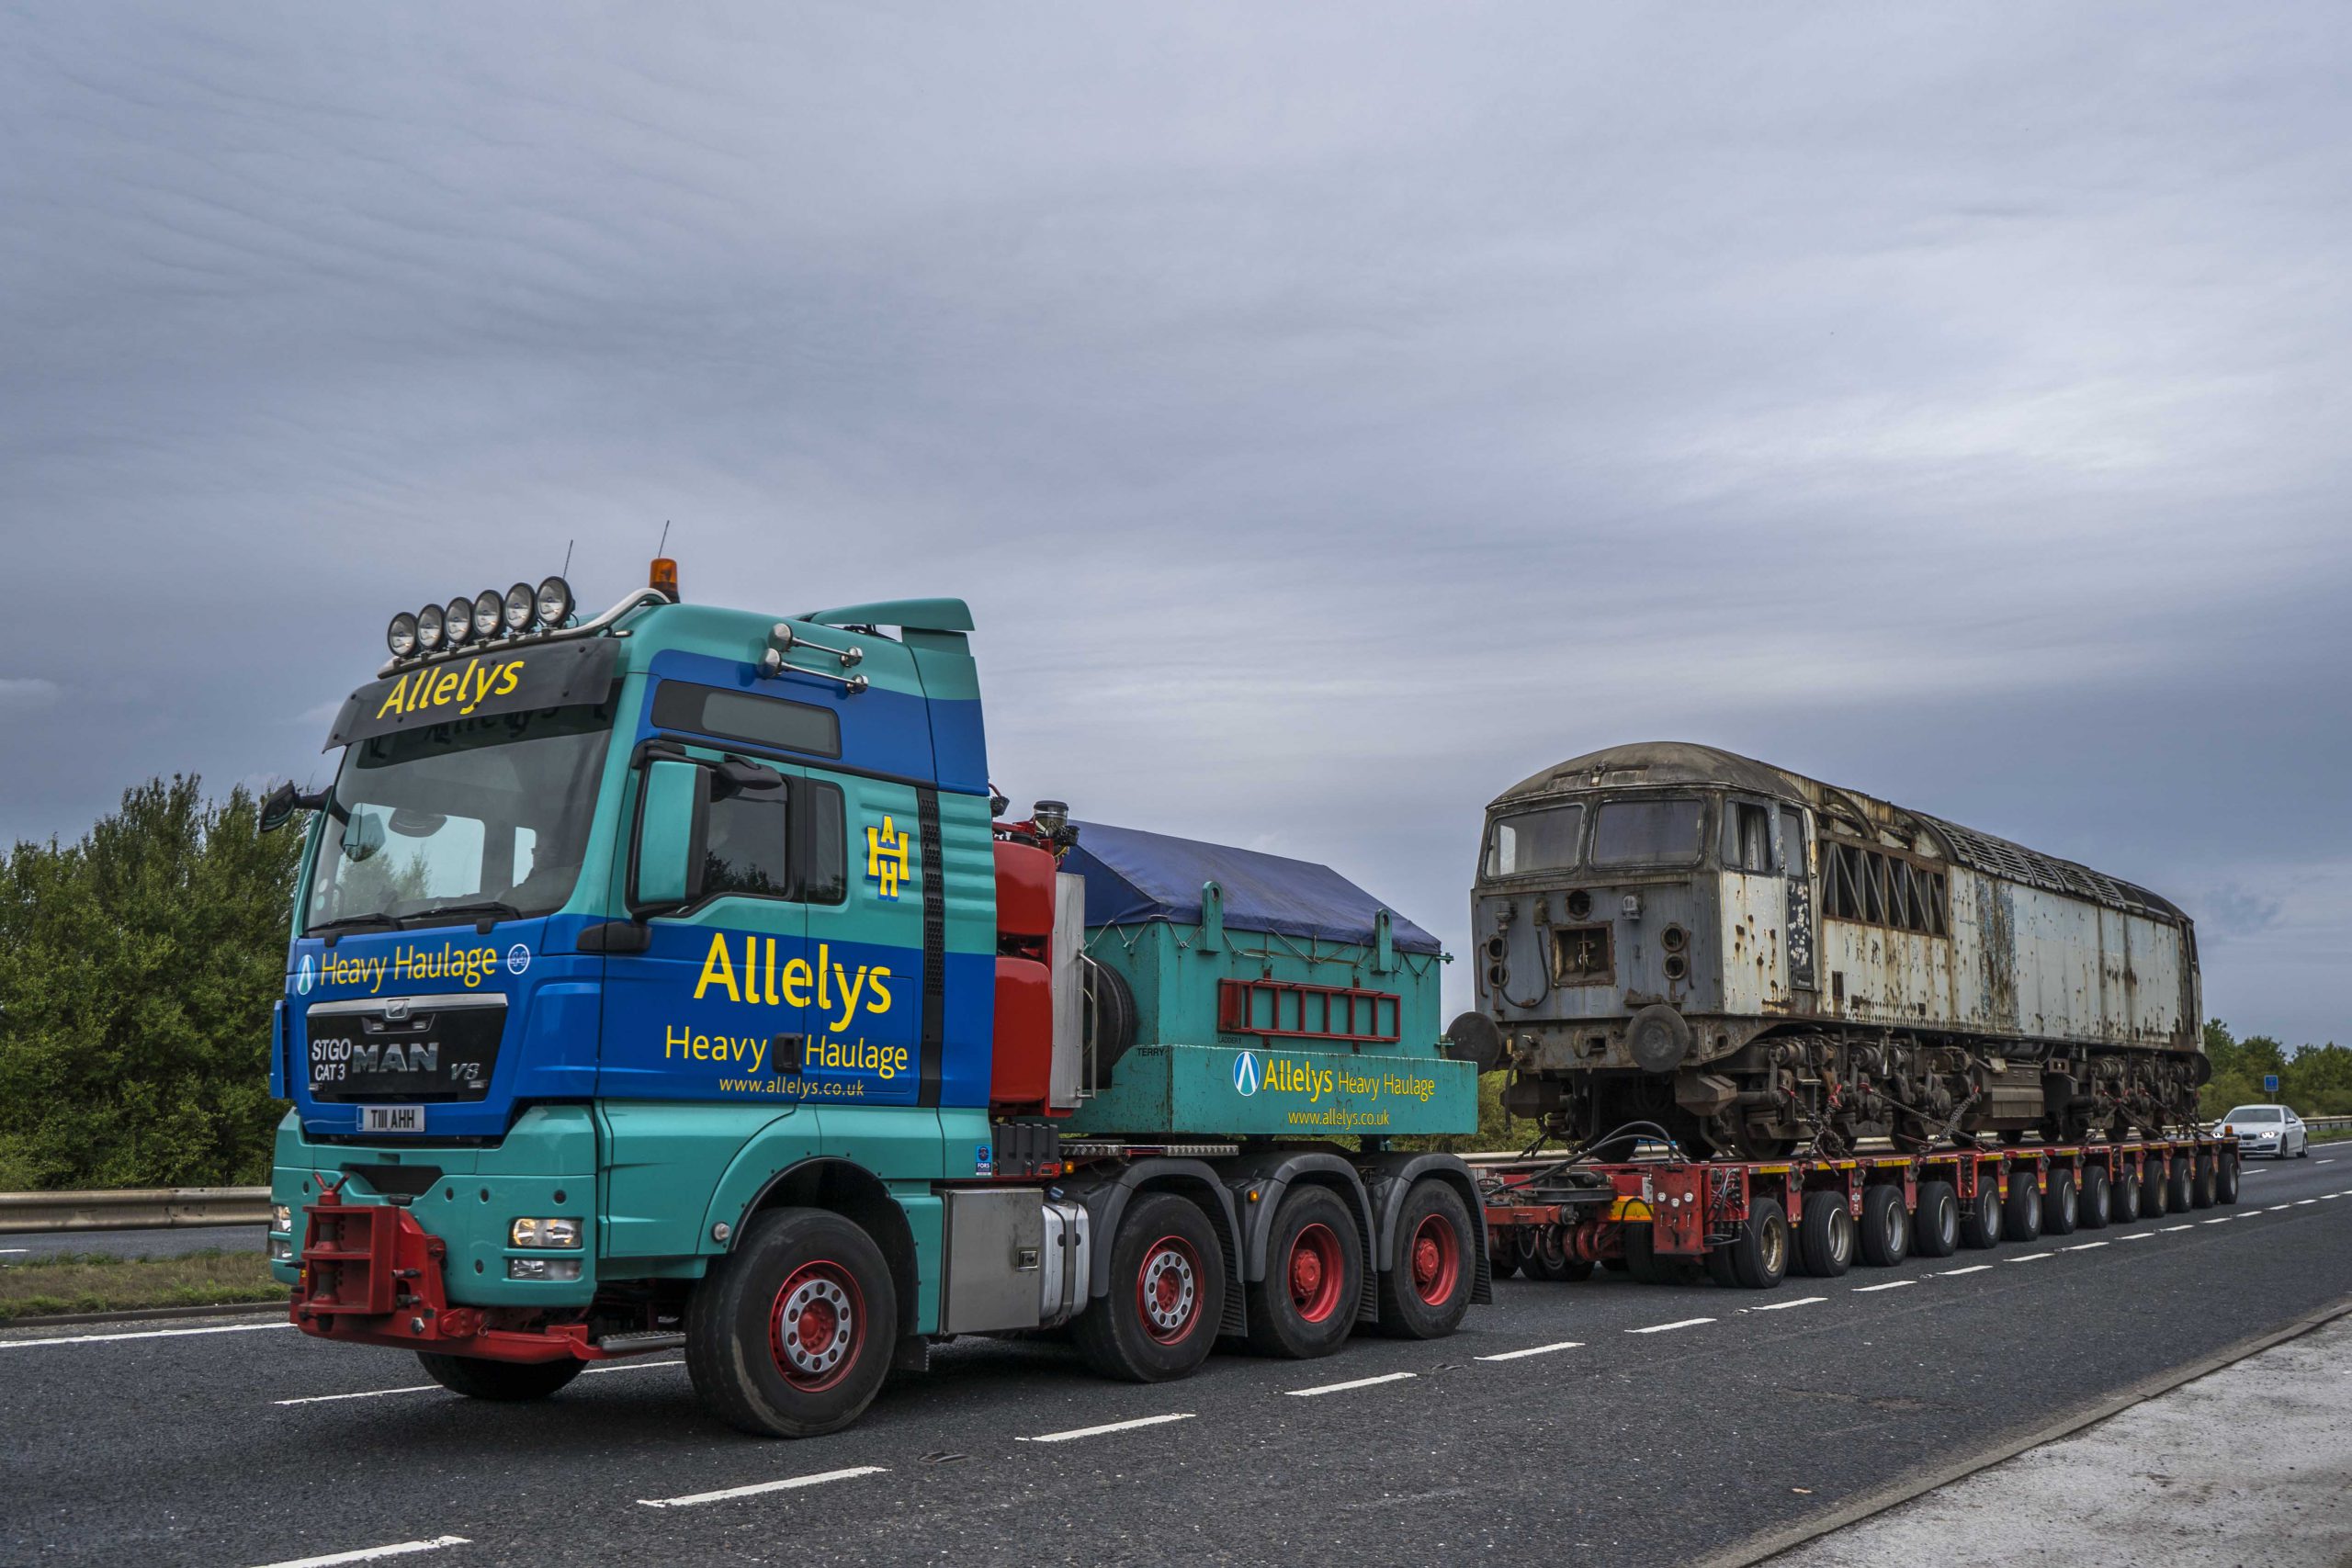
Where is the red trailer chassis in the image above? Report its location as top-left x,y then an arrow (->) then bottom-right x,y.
1481,1134 -> 2239,1288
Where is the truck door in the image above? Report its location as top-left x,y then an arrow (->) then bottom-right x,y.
797,766 -> 930,1122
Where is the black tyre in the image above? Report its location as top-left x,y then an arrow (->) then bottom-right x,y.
1912,1180 -> 1960,1258
2044,1171 -> 2078,1237
1724,1197 -> 1790,1290
1859,1184 -> 1909,1267
1795,1191 -> 1855,1278
2002,1177 -> 2042,1243
2078,1165 -> 2111,1230
1959,1182 -> 2003,1249
2167,1156 -> 2194,1213
684,1206 -> 896,1438
1245,1186 -> 1362,1359
1703,1238 -> 1739,1288
1375,1179 -> 1476,1338
2141,1162 -> 2169,1218
2215,1152 -> 2240,1206
1523,1225 -> 1594,1282
2113,1172 -> 2142,1224
1080,957 -> 1138,1087
416,1352 -> 583,1403
1487,1229 -> 1522,1280
2188,1156 -> 2213,1210
1073,1192 -> 1227,1382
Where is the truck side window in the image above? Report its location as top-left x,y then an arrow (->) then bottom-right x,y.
652,680 -> 842,759
1722,801 -> 1772,873
799,780 -> 847,905
704,790 -> 791,898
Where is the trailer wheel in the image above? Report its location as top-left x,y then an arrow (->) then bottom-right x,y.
2077,1166 -> 2111,1230
2044,1171 -> 2078,1236
416,1353 -> 583,1403
2001,1179 -> 2042,1243
1795,1192 -> 1855,1278
2190,1155 -> 2216,1210
1724,1197 -> 1789,1289
1487,1230 -> 1522,1280
1859,1184 -> 1909,1267
1912,1181 -> 1960,1258
1703,1239 -> 1738,1288
2166,1157 -> 2195,1214
2113,1172 -> 2142,1224
684,1206 -> 896,1438
1246,1186 -> 1363,1359
1959,1183 -> 2003,1249
2142,1162 -> 2169,1218
1374,1179 -> 1476,1338
1073,1192 -> 1226,1382
2215,1152 -> 2240,1206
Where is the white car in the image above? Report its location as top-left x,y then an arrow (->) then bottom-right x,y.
2217,1104 -> 2309,1159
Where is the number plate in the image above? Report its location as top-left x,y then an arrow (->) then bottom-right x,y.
360,1104 -> 426,1134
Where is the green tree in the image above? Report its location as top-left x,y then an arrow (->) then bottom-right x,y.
2280,1042 -> 2352,1118
0,777 -> 302,1189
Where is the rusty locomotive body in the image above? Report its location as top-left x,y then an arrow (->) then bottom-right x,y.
1471,743 -> 2203,1158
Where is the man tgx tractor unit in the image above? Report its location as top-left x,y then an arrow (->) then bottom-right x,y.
1466,742 -> 2205,1161
261,565 -> 1485,1438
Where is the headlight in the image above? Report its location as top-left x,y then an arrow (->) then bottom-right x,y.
509,1257 -> 582,1281
271,1203 -> 293,1233
535,575 -> 573,628
471,589 -> 503,640
503,581 -> 536,632
442,597 -> 474,646
511,1216 -> 582,1248
386,612 -> 419,659
269,1236 -> 294,1261
415,603 -> 446,651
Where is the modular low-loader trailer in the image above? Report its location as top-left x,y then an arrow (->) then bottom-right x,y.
1481,1130 -> 2239,1287
260,564 -> 1486,1437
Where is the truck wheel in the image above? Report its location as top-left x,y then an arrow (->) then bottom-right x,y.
2113,1172 -> 2142,1224
1724,1197 -> 1789,1289
2002,1179 -> 2042,1243
2044,1171 -> 2078,1236
1246,1187 -> 1362,1359
2077,1166 -> 2111,1230
1073,1192 -> 1226,1382
684,1206 -> 896,1438
2167,1156 -> 2194,1213
1703,1239 -> 1738,1287
2142,1162 -> 2169,1218
1375,1179 -> 1476,1338
1859,1184 -> 1908,1267
2215,1152 -> 2240,1206
416,1353 -> 582,1402
1795,1192 -> 1855,1278
1912,1181 -> 1960,1258
1959,1183 -> 2003,1249
2190,1156 -> 2216,1209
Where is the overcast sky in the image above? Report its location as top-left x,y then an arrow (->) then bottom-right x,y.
3,5 -> 2346,1045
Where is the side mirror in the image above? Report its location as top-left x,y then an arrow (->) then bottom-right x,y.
634,759 -> 709,910
258,781 -> 324,835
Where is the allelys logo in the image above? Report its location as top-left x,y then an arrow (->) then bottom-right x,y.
1233,1051 -> 1262,1097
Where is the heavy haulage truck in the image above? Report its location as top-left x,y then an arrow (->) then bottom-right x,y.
261,564 -> 1487,1437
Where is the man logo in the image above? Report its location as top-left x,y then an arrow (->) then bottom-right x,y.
1233,1051 -> 1262,1098
296,953 -> 314,997
506,943 -> 531,976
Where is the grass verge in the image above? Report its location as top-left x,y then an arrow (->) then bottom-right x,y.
0,1248 -> 287,1322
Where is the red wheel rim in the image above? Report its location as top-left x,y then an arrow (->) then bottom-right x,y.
1286,1223 -> 1345,1324
1135,1235 -> 1203,1345
770,1260 -> 864,1392
1408,1213 -> 1461,1306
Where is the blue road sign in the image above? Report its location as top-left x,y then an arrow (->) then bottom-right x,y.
2264,1074 -> 2280,1092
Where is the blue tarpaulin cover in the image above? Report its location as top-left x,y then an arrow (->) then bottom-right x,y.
1064,821 -> 1442,954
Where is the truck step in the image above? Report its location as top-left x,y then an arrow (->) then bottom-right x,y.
595,1331 -> 687,1355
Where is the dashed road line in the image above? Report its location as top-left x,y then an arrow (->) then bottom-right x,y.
1751,1295 -> 1826,1312
2117,1233 -> 2154,1242
639,1464 -> 887,1508
2296,1199 -> 2317,1206
276,1359 -> 681,1406
1476,1340 -> 1584,1362
1,1320 -> 297,1351
2161,1224 -> 2194,1232
1285,1371 -> 1417,1397
2269,1205 -> 2292,1213
1936,1265 -> 1993,1276
247,1537 -> 469,1568
1020,1413 -> 1195,1441
2063,1242 -> 2109,1251
2007,1253 -> 2052,1264
1626,1317 -> 1715,1334
1852,1280 -> 1914,1293
2203,1218 -> 2234,1225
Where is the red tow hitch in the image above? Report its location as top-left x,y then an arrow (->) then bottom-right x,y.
290,1176 -> 594,1364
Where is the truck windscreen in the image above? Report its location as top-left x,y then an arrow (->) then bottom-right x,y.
304,705 -> 613,933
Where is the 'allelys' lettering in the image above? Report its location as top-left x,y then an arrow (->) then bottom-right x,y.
374,656 -> 525,720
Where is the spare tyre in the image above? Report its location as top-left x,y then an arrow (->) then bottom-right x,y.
1442,1011 -> 1504,1073
1081,955 -> 1137,1088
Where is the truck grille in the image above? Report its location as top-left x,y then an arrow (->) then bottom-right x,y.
304,993 -> 505,1103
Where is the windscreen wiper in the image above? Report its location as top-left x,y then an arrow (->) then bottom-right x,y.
307,912 -> 401,945
401,899 -> 525,933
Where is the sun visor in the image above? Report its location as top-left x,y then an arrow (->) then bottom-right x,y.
327,638 -> 622,750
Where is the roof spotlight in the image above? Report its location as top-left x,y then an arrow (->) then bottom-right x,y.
535,575 -> 574,628
471,590 -> 503,640
443,597 -> 475,646
416,603 -> 446,652
387,612 -> 419,659
503,582 -> 536,633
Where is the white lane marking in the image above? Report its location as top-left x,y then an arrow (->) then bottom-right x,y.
1852,1280 -> 1915,1292
2203,1218 -> 2234,1225
1,1320 -> 295,1351
1626,1317 -> 1715,1334
0,1248 -> 26,1255
1751,1295 -> 1826,1312
2007,1253 -> 2053,1264
2118,1233 -> 2154,1242
1476,1340 -> 1584,1361
272,1357 -> 676,1407
2269,1205 -> 2293,1213
2064,1242 -> 2109,1251
2296,1199 -> 2317,1206
586,1359 -> 684,1376
2318,1158 -> 2335,1165
1020,1414 -> 1197,1442
1285,1371 -> 1417,1397
1936,1265 -> 1993,1276
2162,1224 -> 2194,1232
247,1537 -> 469,1568
2324,1194 -> 2342,1201
638,1464 -> 887,1508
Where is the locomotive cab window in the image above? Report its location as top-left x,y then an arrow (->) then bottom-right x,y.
1589,796 -> 1705,867
1721,800 -> 1773,873
1486,803 -> 1583,876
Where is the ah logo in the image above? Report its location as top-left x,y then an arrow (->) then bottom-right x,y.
1233,1050 -> 1263,1098
866,816 -> 910,900
296,953 -> 315,997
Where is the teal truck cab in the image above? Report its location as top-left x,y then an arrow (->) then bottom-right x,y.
263,564 -> 1487,1437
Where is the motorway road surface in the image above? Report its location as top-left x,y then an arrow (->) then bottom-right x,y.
0,1225 -> 268,1261
4,1151 -> 2347,1568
